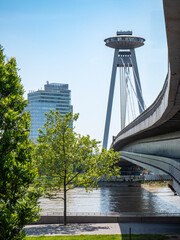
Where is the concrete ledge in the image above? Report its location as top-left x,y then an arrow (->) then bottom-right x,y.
32,215 -> 180,224
141,216 -> 180,224
117,217 -> 142,223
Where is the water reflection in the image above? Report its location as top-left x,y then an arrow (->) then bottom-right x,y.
40,186 -> 180,215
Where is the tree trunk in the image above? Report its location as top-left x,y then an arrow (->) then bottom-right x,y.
64,175 -> 67,225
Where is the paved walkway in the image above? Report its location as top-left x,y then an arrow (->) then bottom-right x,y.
25,223 -> 180,236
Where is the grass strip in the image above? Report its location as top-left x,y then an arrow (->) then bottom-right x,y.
26,234 -> 168,240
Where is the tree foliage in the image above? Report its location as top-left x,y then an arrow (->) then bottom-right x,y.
35,110 -> 120,225
0,45 -> 42,240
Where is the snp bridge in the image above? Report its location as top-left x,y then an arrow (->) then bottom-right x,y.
111,0 -> 180,195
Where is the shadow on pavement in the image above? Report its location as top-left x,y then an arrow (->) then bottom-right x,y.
25,223 -> 110,236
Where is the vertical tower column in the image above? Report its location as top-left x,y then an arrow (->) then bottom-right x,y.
103,49 -> 119,149
120,67 -> 127,129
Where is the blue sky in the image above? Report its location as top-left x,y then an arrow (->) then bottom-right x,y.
0,0 -> 167,147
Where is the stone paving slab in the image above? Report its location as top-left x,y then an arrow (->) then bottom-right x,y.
25,223 -> 180,236
25,223 -> 121,236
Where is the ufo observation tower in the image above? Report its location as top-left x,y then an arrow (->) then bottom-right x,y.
103,31 -> 146,149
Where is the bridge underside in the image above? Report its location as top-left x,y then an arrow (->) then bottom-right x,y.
119,131 -> 180,195
120,151 -> 180,195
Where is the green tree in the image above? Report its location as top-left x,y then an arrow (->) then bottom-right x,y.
0,46 -> 42,240
35,110 -> 120,225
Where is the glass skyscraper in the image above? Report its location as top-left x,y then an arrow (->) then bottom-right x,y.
26,82 -> 73,142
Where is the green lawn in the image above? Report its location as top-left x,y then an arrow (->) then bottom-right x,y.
26,234 -> 169,240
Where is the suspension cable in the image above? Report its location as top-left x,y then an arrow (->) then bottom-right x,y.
121,57 -> 145,116
130,58 -> 146,109
120,58 -> 136,122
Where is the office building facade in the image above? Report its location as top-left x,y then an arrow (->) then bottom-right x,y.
26,82 -> 73,142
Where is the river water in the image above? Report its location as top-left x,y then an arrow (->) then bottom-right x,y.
40,185 -> 180,216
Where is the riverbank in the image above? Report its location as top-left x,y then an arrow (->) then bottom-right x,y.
142,180 -> 171,187
98,180 -> 171,187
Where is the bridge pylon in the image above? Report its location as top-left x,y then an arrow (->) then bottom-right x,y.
103,31 -> 146,149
